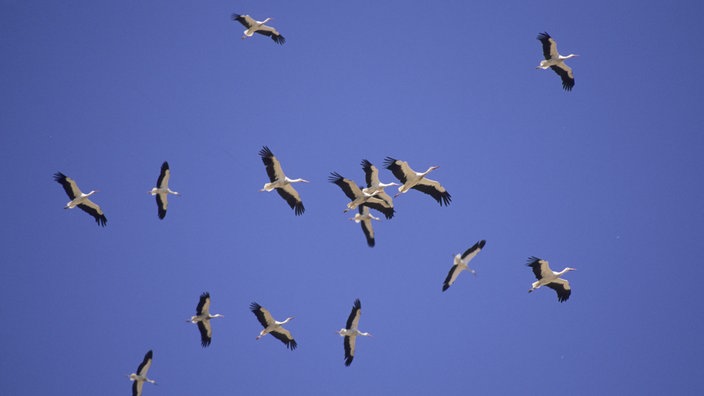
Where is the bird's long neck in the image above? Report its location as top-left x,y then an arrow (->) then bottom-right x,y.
556,267 -> 572,276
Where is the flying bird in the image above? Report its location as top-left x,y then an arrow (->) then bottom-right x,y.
383,157 -> 451,206
536,32 -> 578,91
360,159 -> 397,207
187,292 -> 223,347
329,172 -> 395,219
250,302 -> 297,350
442,240 -> 486,292
129,350 -> 156,396
350,205 -> 381,247
337,299 -> 372,366
54,172 -> 107,226
232,14 -> 285,45
259,146 -> 308,215
149,161 -> 180,219
527,256 -> 576,302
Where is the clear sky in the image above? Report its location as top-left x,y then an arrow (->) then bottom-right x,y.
2,0 -> 704,394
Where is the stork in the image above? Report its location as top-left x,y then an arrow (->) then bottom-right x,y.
129,350 -> 156,396
149,161 -> 180,220
329,172 -> 395,219
360,159 -> 397,207
53,172 -> 107,226
337,299 -> 372,366
259,146 -> 308,216
187,292 -> 223,347
232,14 -> 285,45
442,240 -> 486,292
250,302 -> 297,350
349,205 -> 381,247
536,32 -> 578,91
527,256 -> 575,302
383,157 -> 451,206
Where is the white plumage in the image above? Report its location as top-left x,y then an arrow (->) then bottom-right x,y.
250,302 -> 297,350
527,256 -> 576,302
129,350 -> 156,396
442,240 -> 486,291
54,172 -> 107,226
536,32 -> 578,91
337,299 -> 372,366
232,14 -> 285,44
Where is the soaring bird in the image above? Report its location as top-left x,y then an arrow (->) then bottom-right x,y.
349,205 -> 381,247
527,256 -> 576,302
187,292 -> 224,347
337,299 -> 372,366
536,32 -> 578,91
383,157 -> 451,206
232,14 -> 285,45
149,161 -> 180,220
442,240 -> 486,292
259,146 -> 308,215
54,172 -> 107,226
250,302 -> 297,350
129,350 -> 156,396
329,172 -> 395,219
360,159 -> 398,207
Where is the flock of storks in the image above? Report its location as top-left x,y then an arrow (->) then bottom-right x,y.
52,13 -> 580,396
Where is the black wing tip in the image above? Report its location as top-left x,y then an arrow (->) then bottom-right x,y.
158,209 -> 166,219
438,191 -> 452,206
201,338 -> 212,347
53,172 -> 67,181
442,284 -> 450,292
353,299 -> 361,310
200,292 -> 210,299
477,240 -> 486,248
161,161 -> 169,170
294,202 -> 305,215
249,302 -> 262,312
360,159 -> 372,168
272,35 -> 286,45
366,238 -> 375,247
383,156 -> 398,168
287,339 -> 298,350
562,81 -> 575,91
259,146 -> 273,158
328,171 -> 344,183
526,256 -> 542,266
537,32 -> 551,40
232,13 -> 243,20
344,356 -> 353,366
382,208 -> 395,220
145,350 -> 153,358
96,215 -> 107,227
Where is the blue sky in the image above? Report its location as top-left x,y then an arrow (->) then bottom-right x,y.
2,0 -> 704,394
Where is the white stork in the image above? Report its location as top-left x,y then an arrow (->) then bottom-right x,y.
149,161 -> 180,220
250,302 -> 297,350
383,157 -> 451,206
232,14 -> 285,45
360,159 -> 397,207
54,172 -> 107,226
259,146 -> 308,216
187,292 -> 223,347
527,256 -> 576,302
349,205 -> 380,247
536,32 -> 578,91
337,299 -> 372,367
129,350 -> 156,396
329,172 -> 395,219
442,240 -> 486,292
